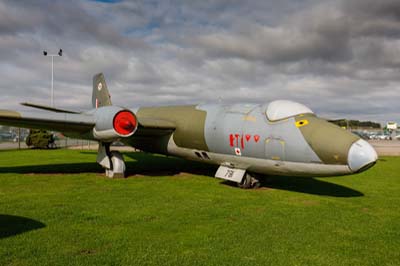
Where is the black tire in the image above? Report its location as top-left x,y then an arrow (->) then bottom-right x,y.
238,173 -> 261,189
238,173 -> 253,189
252,179 -> 261,189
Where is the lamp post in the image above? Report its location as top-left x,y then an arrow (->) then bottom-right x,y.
43,49 -> 62,107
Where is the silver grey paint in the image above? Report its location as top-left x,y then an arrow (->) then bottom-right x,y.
200,104 -> 321,164
166,136 -> 352,177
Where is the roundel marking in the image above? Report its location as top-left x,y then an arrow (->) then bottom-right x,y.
295,119 -> 309,128
97,82 -> 103,91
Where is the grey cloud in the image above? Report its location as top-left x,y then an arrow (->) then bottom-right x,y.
342,0 -> 400,38
1,0 -> 148,51
193,6 -> 352,64
0,2 -> 44,35
343,0 -> 400,20
0,0 -> 399,124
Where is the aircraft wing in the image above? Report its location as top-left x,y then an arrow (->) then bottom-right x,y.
0,109 -> 176,139
0,109 -> 95,135
20,102 -> 81,114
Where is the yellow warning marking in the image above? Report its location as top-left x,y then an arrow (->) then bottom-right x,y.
243,116 -> 257,122
334,155 -> 339,161
295,119 -> 309,128
272,156 -> 281,160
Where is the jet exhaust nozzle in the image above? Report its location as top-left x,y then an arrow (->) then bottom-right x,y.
92,106 -> 138,141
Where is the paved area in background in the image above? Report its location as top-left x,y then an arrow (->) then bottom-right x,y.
0,142 -> 28,150
369,140 -> 400,156
1,140 -> 399,156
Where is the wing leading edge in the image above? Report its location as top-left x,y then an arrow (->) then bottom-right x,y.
20,102 -> 81,114
0,109 -> 95,137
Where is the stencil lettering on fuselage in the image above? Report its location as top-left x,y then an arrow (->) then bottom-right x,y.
229,134 -> 261,149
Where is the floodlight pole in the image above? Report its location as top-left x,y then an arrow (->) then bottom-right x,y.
43,49 -> 62,107
51,55 -> 54,107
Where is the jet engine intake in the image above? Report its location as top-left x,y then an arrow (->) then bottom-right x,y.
92,106 -> 138,141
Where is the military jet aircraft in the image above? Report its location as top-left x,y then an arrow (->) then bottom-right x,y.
0,73 -> 378,188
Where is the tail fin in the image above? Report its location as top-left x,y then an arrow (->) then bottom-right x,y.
92,73 -> 112,108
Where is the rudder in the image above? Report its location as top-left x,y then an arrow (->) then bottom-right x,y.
92,73 -> 112,108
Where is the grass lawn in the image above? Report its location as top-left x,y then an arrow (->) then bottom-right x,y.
0,149 -> 399,266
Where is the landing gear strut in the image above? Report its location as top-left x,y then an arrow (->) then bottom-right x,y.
238,173 -> 260,189
97,142 -> 126,178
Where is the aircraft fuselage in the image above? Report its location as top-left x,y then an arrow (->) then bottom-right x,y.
128,101 -> 377,178
0,73 -> 378,187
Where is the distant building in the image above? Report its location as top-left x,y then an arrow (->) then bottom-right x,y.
386,122 -> 397,130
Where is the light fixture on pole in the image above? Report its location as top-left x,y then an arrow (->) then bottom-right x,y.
43,49 -> 63,107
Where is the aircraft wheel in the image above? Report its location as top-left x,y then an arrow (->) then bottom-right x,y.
238,173 -> 253,189
238,173 -> 260,189
252,178 -> 261,189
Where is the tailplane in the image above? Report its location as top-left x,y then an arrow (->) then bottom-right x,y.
92,73 -> 112,108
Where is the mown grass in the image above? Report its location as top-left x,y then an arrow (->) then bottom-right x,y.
0,149 -> 399,266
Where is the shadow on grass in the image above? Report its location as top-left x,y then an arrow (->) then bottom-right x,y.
0,152 -> 216,176
0,151 -> 363,197
220,176 -> 363,197
0,215 -> 46,239
0,163 -> 103,174
124,152 -> 218,177
261,176 -> 363,197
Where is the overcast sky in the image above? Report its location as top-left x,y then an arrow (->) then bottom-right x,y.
0,0 -> 399,123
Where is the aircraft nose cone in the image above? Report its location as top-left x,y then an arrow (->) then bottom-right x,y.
348,139 -> 378,173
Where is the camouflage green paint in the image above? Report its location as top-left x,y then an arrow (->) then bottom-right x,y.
137,105 -> 208,151
296,114 -> 359,164
0,110 -> 21,119
0,110 -> 22,128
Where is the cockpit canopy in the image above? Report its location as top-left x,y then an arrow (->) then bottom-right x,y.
266,100 -> 314,121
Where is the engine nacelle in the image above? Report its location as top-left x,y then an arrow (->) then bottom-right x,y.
92,106 -> 138,141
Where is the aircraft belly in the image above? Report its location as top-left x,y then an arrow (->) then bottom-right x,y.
246,158 -> 352,177
126,134 -> 171,154
167,136 -> 351,177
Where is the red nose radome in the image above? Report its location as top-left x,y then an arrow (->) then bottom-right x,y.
113,111 -> 137,136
